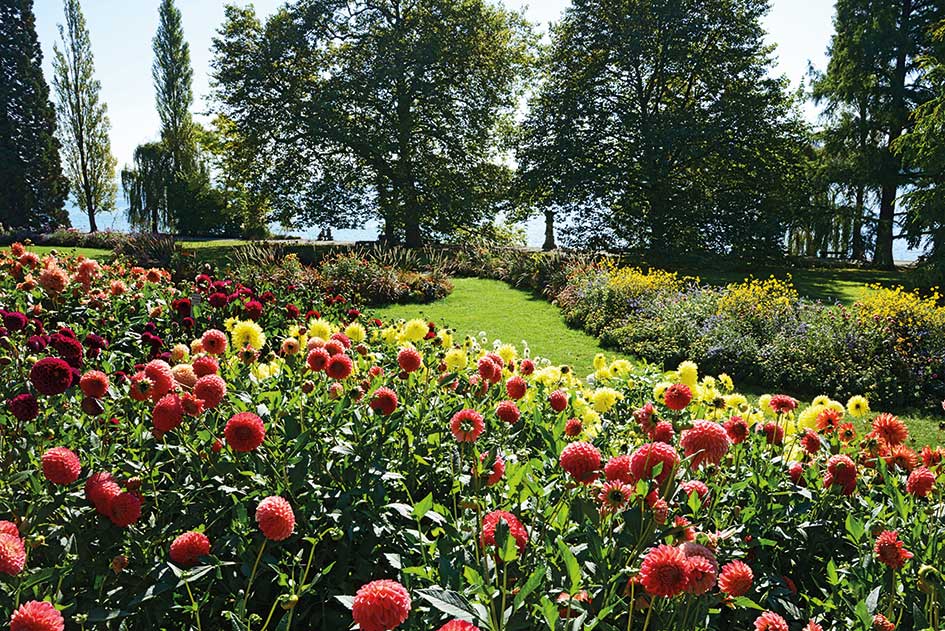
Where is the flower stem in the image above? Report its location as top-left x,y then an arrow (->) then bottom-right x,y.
184,579 -> 203,631
245,539 -> 268,631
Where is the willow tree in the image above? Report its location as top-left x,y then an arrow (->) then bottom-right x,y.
121,142 -> 170,233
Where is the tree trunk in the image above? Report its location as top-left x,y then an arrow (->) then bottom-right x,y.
873,0 -> 913,270
851,184 -> 865,260
542,209 -> 556,250
875,186 -> 897,268
404,200 -> 421,248
88,210 -> 97,232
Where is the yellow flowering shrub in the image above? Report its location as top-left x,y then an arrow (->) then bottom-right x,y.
605,263 -> 688,300
717,276 -> 798,320
854,286 -> 945,330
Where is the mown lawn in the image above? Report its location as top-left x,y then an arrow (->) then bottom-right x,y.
375,277 -> 944,445
373,277 -> 637,377
5,244 -> 112,259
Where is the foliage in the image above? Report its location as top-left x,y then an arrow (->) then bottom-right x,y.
559,264 -> 945,408
315,251 -> 453,306
51,0 -> 117,233
515,0 -> 813,257
0,0 -> 69,231
210,0 -> 535,246
1,247 -> 945,630
814,0 -> 945,267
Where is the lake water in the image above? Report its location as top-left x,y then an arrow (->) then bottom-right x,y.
68,203 -> 922,262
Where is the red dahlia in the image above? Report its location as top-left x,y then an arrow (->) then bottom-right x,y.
437,620 -> 479,631
824,454 -> 857,495
480,510 -> 528,554
639,544 -> 689,597
874,530 -> 912,570
170,531 -> 211,567
144,360 -> 175,399
200,329 -> 228,355
30,357 -> 73,396
194,374 -> 226,408
351,579 -> 412,631
754,611 -> 789,631
649,421 -> 675,443
680,420 -> 729,469
761,422 -> 784,446
495,400 -> 521,424
79,370 -> 109,399
559,441 -> 601,484
397,348 -> 422,373
505,376 -> 527,400
548,389 -> 568,412
9,600 -> 65,631
724,416 -> 749,444
629,442 -> 679,485
256,496 -> 295,541
369,387 -> 399,416
663,384 -> 692,411
192,355 -> 219,377
800,431 -> 821,455
225,412 -> 266,452
450,409 -> 485,443
477,357 -> 499,383
0,533 -> 26,575
564,418 -> 583,437
0,521 -> 18,537
85,471 -> 121,515
476,452 -> 505,486
109,491 -> 142,527
872,614 -> 896,631
718,560 -> 753,597
7,393 -> 39,422
325,354 -> 354,380
680,480 -> 708,503
152,394 -> 184,433
768,394 -> 797,414
804,621 -> 825,631
41,447 -> 81,485
604,455 -> 633,484
906,466 -> 935,497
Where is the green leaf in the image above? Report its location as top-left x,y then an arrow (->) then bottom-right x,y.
556,539 -> 582,593
826,559 -> 839,586
412,492 -> 433,520
513,566 -> 546,610
416,588 -> 479,622
732,596 -> 763,611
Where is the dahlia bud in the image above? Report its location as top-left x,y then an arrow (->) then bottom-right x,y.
301,381 -> 315,394
26,534 -> 44,549
351,386 -> 364,402
81,396 -> 105,416
111,555 -> 128,574
355,344 -> 368,356
0,356 -> 10,367
328,527 -> 344,541
328,382 -> 344,399
280,595 -> 299,610
125,477 -> 142,492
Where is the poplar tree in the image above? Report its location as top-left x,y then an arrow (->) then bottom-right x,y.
52,0 -> 117,233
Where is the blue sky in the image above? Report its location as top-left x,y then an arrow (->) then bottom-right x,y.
31,0 -> 836,169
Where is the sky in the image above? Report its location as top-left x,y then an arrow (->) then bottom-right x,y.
31,0 -> 837,170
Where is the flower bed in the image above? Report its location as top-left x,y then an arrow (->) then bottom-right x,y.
0,244 -> 944,630
557,262 -> 945,409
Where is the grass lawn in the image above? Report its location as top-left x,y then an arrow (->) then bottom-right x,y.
658,263 -> 905,306
4,244 -> 113,260
374,277 -> 944,445
373,277 -> 637,376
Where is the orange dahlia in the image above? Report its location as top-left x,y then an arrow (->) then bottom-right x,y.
680,420 -> 729,469
718,560 -> 753,597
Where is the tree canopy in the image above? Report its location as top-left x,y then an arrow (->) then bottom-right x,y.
0,0 -> 69,231
516,0 -> 813,256
211,0 -> 534,246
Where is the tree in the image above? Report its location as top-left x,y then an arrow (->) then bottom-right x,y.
895,20 -> 945,270
817,0 -> 944,268
51,0 -> 116,233
0,0 -> 69,231
211,1 -> 534,246
516,0 -> 812,256
121,142 -> 170,233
